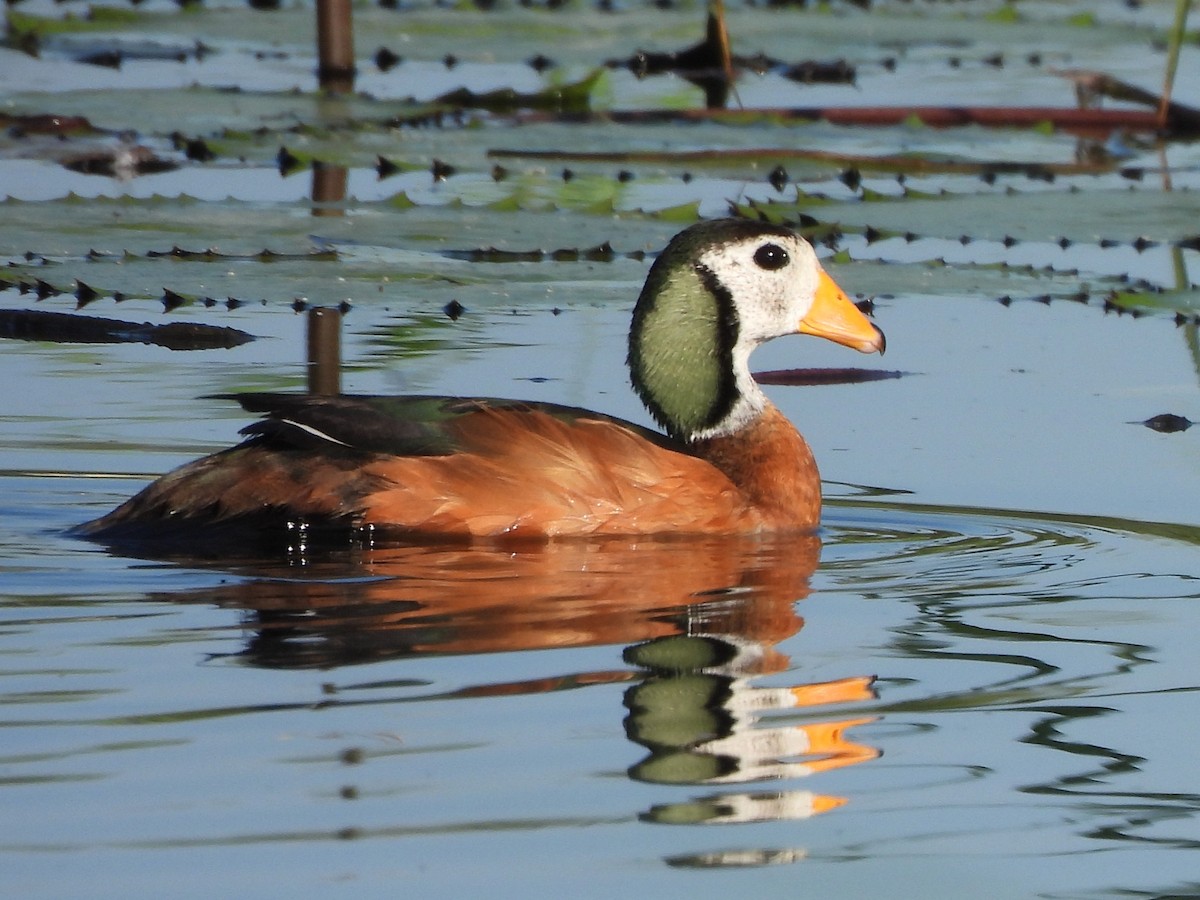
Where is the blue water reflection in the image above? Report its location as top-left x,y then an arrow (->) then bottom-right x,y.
5,479 -> 1200,897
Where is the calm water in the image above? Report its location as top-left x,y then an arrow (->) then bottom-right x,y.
4,285 -> 1200,899
4,477 -> 1200,899
6,0 -> 1200,895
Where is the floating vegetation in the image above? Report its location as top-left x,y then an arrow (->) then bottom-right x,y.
753,367 -> 909,386
2,0 -> 1200,334
0,308 -> 254,349
430,68 -> 603,114
440,240 -> 632,264
1138,413 -> 1194,433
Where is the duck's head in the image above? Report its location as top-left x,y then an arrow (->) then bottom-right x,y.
628,218 -> 885,443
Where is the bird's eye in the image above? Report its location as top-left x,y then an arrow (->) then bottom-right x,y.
753,243 -> 790,271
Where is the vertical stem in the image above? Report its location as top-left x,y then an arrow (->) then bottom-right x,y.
708,0 -> 733,86
705,0 -> 739,108
307,307 -> 342,396
1158,0 -> 1191,129
316,0 -> 356,93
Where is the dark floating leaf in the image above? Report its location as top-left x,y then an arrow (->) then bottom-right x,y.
584,241 -> 615,261
753,367 -> 909,387
780,59 -> 855,85
442,239 -> 626,264
0,309 -> 254,350
1,113 -> 96,136
434,69 -> 601,114
162,288 -> 188,311
74,280 -> 99,308
374,46 -> 402,71
376,154 -> 401,179
63,144 -> 178,177
613,8 -> 736,107
453,246 -> 545,263
1139,413 -> 1193,433
148,245 -> 218,260
277,146 -> 302,176
79,50 -> 123,69
768,164 -> 789,192
443,300 -> 466,320
617,21 -> 727,79
185,137 -> 215,162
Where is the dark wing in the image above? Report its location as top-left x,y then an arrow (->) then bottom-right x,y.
216,393 -> 679,457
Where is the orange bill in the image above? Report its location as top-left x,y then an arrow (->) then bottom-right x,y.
799,270 -> 886,354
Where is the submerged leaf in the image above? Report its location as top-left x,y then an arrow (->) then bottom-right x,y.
0,308 -> 253,350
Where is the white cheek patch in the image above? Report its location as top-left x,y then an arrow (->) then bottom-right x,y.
697,235 -> 821,344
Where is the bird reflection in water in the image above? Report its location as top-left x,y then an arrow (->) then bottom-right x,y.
140,532 -> 878,854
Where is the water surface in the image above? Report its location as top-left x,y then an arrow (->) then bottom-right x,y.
4,1 -> 1200,897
